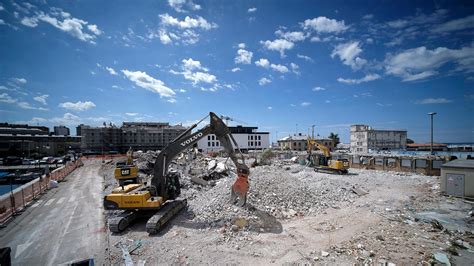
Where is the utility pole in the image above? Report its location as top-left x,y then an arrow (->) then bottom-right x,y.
428,112 -> 437,155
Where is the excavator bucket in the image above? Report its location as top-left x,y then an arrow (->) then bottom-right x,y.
231,173 -> 248,206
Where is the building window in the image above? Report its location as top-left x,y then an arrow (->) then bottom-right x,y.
250,136 -> 253,140
258,141 -> 261,146
216,141 -> 219,146
212,142 -> 215,147
208,136 -> 211,140
208,142 -> 211,146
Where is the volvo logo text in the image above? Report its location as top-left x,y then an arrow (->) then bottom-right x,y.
180,132 -> 203,146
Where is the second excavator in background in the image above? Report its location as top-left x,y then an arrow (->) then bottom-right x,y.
306,138 -> 349,175
104,112 -> 250,234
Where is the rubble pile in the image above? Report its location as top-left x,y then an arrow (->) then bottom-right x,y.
186,164 -> 357,225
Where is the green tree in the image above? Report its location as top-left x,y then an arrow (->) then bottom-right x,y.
328,132 -> 340,146
407,138 -> 415,144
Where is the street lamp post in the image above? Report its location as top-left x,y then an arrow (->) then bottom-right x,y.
428,112 -> 437,155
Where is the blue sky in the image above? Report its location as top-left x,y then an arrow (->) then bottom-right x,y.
0,0 -> 473,143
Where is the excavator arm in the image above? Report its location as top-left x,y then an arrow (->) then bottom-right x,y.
151,112 -> 249,206
307,139 -> 331,157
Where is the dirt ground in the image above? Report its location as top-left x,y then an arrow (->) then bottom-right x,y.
100,158 -> 474,265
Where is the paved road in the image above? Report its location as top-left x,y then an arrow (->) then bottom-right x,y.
0,161 -> 105,265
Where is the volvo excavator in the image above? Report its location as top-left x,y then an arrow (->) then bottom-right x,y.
114,147 -> 139,188
104,112 -> 250,234
307,138 -> 349,175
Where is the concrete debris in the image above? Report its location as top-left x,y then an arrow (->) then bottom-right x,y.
321,251 -> 329,257
351,186 -> 368,196
433,252 -> 451,266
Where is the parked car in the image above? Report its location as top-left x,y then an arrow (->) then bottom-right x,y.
22,159 -> 35,165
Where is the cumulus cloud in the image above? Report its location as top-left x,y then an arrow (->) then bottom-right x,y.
415,98 -> 453,104
122,70 -> 176,98
312,86 -> 325,91
59,101 -> 96,111
248,7 -> 257,13
337,74 -> 381,84
270,64 -> 289,73
302,16 -> 348,33
0,93 -> 17,104
258,77 -> 271,86
14,77 -> 27,84
20,8 -> 102,44
155,13 -> 217,45
300,102 -> 311,107
290,63 -> 300,74
17,101 -> 48,110
33,94 -> 49,105
255,58 -> 270,68
170,58 -> 217,86
231,67 -> 241,72
275,29 -> 307,42
168,0 -> 201,13
50,113 -> 81,126
385,44 -> 474,81
159,13 -> 216,30
235,48 -> 253,64
106,67 -> 117,75
331,41 -> 367,70
260,39 -> 294,57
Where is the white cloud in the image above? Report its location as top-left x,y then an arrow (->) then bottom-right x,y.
122,70 -> 176,98
300,102 -> 311,107
106,67 -> 117,75
14,77 -> 27,84
59,101 -> 96,111
275,29 -> 307,42
248,7 -> 257,13
337,74 -> 381,84
87,24 -> 102,35
416,98 -> 453,104
331,41 -> 367,70
171,58 -> 217,86
0,5 -> 4,11
267,106 -> 272,110
50,113 -> 81,126
258,77 -> 271,86
235,49 -> 253,64
231,67 -> 241,72
376,103 -> 392,107
168,0 -> 201,13
255,58 -> 270,68
363,14 -> 373,20
0,19 -> 5,25
290,63 -> 299,74
17,101 -> 48,110
158,30 -> 172,44
238,43 -> 246,49
126,112 -> 139,116
159,13 -> 216,30
325,100 -> 331,104
302,16 -> 348,33
312,86 -> 325,91
0,93 -> 17,104
21,9 -> 102,44
33,94 -> 49,105
385,45 -> 474,81
270,64 -> 289,73
432,15 -> 474,33
297,54 -> 313,62
260,39 -> 294,57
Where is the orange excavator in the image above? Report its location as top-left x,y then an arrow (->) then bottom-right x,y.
104,112 -> 250,234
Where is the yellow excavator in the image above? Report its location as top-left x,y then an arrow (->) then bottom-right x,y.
114,147 -> 139,188
104,112 -> 250,234
307,138 -> 349,174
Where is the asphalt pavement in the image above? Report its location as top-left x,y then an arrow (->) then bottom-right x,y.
0,160 -> 105,265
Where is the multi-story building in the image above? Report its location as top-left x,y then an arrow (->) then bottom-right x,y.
53,125 -> 70,136
196,125 -> 270,152
277,133 -> 335,151
350,124 -> 407,153
0,123 -> 80,157
77,122 -> 187,153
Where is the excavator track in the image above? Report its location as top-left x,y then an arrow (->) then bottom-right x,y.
146,199 -> 187,234
108,211 -> 138,233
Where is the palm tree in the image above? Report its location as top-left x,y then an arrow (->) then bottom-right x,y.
328,132 -> 340,146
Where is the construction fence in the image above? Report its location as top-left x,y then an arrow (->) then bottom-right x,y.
0,159 -> 83,225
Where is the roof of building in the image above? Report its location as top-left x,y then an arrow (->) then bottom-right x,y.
407,143 -> 447,147
441,159 -> 474,169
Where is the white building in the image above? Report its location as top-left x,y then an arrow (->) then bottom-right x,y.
350,124 -> 407,153
197,126 -> 270,152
